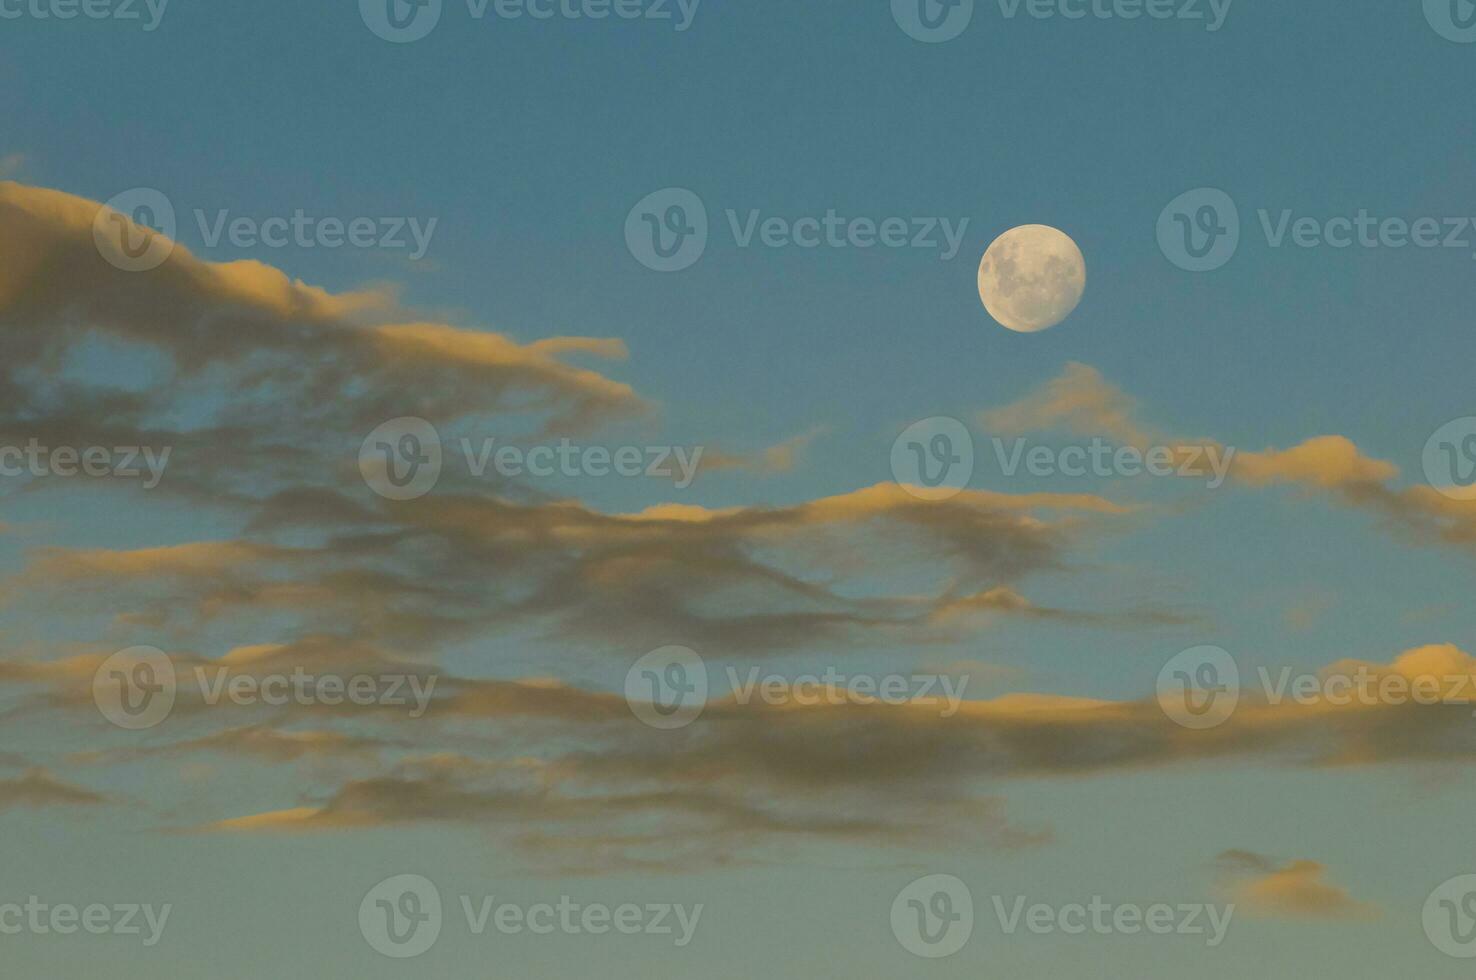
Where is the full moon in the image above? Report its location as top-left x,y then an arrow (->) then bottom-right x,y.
977,225 -> 1086,333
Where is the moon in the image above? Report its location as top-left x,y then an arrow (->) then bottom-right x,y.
977,225 -> 1086,333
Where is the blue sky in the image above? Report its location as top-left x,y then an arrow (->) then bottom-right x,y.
2,0 -> 1476,976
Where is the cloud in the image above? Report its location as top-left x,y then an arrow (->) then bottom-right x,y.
8,178 -> 1464,876
109,641 -> 1476,871
1216,851 -> 1379,920
980,363 -> 1476,551
979,362 -> 1158,447
0,769 -> 107,811
0,180 -> 646,503
193,750 -> 1049,874
699,428 -> 826,477
1232,439 -> 1476,551
10,482 -> 1135,657
930,585 -> 1201,630
1234,436 -> 1399,490
71,725 -> 394,766
0,186 -> 1176,666
9,630 -> 1476,870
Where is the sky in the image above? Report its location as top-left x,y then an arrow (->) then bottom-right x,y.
3,0 -> 1476,976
